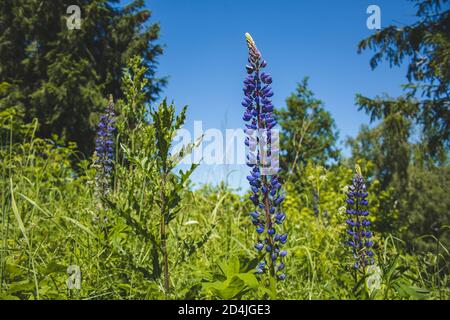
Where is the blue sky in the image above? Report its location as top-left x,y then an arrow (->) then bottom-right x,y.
139,0 -> 419,190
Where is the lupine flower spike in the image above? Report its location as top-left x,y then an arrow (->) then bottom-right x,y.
94,95 -> 116,196
243,33 -> 287,281
345,165 -> 374,272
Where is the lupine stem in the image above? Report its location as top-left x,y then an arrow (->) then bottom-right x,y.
257,83 -> 276,278
263,180 -> 275,277
160,174 -> 170,293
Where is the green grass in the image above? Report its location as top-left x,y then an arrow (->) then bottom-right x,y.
0,129 -> 447,300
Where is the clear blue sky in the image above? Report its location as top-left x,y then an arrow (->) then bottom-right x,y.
138,0 -> 419,190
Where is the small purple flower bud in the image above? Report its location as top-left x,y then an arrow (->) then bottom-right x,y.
274,195 -> 285,206
250,211 -> 259,219
255,242 -> 264,251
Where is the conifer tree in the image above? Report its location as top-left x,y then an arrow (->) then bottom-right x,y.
0,0 -> 165,155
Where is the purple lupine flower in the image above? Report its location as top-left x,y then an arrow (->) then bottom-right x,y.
94,95 -> 116,195
313,189 -> 319,216
243,33 -> 287,281
345,169 -> 375,271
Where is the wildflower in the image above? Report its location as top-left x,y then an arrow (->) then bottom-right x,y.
94,95 -> 116,195
345,167 -> 375,272
243,33 -> 287,280
313,189 -> 319,216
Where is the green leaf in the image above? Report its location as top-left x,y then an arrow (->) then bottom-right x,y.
235,273 -> 259,289
61,216 -> 97,238
43,261 -> 67,275
10,179 -> 29,247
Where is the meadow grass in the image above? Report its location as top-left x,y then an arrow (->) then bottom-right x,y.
0,128 -> 447,299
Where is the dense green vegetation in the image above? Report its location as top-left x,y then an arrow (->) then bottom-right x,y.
0,0 -> 448,300
0,0 -> 165,155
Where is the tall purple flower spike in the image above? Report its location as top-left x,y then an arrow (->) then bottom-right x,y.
243,33 -> 287,280
94,95 -> 116,195
345,167 -> 375,271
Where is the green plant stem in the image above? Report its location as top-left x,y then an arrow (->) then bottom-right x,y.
160,174 -> 170,293
263,188 -> 275,278
255,69 -> 277,290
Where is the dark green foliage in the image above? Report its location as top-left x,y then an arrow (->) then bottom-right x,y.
348,96 -> 450,252
350,95 -> 415,189
276,77 -> 340,175
0,0 -> 165,155
358,0 -> 449,160
403,165 -> 450,253
351,0 -> 449,252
